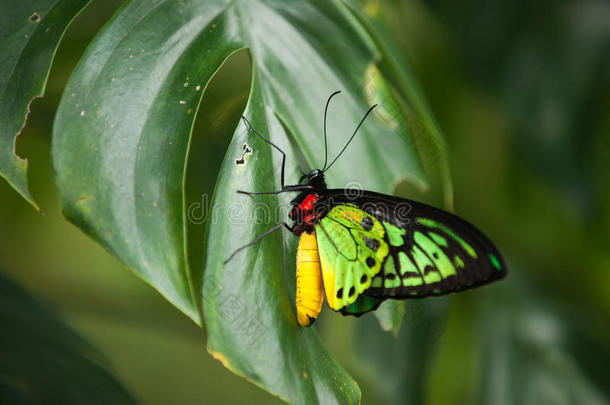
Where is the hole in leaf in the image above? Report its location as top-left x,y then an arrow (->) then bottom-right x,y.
235,143 -> 252,166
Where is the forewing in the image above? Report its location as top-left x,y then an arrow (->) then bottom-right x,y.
320,190 -> 507,298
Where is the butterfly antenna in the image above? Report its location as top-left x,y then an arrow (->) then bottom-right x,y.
321,90 -> 342,171
323,104 -> 378,173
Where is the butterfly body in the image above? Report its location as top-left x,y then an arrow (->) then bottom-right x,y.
295,231 -> 324,327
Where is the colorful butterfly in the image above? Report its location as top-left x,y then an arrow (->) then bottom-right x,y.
226,91 -> 507,327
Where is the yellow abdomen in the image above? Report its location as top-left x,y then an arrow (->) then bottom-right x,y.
296,231 -> 324,327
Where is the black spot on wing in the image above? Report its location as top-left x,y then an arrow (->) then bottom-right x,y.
366,257 -> 376,268
365,237 -> 380,252
361,216 -> 374,231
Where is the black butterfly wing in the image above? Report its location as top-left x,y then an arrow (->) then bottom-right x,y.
317,189 -> 507,299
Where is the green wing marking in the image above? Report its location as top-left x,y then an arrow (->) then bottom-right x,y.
397,252 -> 423,286
315,204 -> 390,311
384,222 -> 406,246
489,253 -> 501,270
416,218 -> 477,259
382,256 -> 401,288
413,231 -> 456,279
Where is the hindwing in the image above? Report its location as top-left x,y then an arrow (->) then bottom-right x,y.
314,204 -> 390,311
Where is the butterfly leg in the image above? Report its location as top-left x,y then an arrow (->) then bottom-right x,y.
237,184 -> 312,196
224,222 -> 294,264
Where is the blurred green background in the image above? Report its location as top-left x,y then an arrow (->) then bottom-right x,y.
1,0 -> 608,404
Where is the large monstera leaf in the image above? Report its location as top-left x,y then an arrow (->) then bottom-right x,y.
0,0 -> 90,207
52,0 -> 450,403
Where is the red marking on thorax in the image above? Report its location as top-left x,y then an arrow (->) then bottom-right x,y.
289,193 -> 321,234
298,194 -> 317,214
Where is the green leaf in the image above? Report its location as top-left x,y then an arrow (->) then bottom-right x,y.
0,272 -> 136,404
345,0 -> 454,210
373,300 -> 405,335
53,0 -> 449,402
0,0 -> 91,208
53,0 -> 246,323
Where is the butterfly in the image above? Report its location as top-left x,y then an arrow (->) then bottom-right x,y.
226,91 -> 507,327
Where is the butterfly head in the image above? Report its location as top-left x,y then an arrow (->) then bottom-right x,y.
301,169 -> 326,190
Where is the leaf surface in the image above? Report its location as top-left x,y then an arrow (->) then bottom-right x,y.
0,0 -> 90,207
